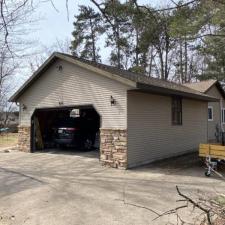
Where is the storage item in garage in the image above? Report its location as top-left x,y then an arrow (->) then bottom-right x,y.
34,117 -> 44,150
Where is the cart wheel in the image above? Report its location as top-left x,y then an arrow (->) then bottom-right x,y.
205,171 -> 211,177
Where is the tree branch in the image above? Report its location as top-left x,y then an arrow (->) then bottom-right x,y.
176,186 -> 212,225
132,0 -> 198,13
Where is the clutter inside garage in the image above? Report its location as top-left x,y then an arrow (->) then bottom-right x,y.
31,106 -> 100,152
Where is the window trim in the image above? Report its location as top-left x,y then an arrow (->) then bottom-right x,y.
208,106 -> 213,121
222,108 -> 225,124
171,96 -> 182,126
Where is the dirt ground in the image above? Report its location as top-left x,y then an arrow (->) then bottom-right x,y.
0,133 -> 18,148
0,149 -> 224,225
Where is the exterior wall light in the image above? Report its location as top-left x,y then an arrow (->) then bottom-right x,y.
59,101 -> 64,106
56,65 -> 63,72
110,96 -> 116,106
22,104 -> 27,111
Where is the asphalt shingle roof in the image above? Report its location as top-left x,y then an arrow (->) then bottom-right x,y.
183,80 -> 217,93
9,52 -> 218,102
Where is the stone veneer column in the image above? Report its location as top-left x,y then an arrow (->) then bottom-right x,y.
18,126 -> 31,152
100,129 -> 127,169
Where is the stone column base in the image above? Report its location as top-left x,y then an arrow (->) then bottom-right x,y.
100,129 -> 127,169
18,126 -> 31,152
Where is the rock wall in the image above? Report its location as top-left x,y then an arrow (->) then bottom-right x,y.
18,126 -> 31,152
17,126 -> 128,169
100,129 -> 127,169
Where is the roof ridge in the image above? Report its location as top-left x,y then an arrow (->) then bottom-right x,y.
185,79 -> 217,84
183,79 -> 225,99
9,52 -> 218,102
59,52 -> 203,93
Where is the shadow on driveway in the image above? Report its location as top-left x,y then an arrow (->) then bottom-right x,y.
131,152 -> 225,180
0,167 -> 45,198
34,148 -> 100,159
0,151 -> 224,225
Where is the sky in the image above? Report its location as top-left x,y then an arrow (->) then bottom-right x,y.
16,0 -> 174,87
31,0 -> 76,47
31,0 -> 172,49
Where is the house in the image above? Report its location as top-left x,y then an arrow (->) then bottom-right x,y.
9,52 -> 217,169
184,80 -> 225,143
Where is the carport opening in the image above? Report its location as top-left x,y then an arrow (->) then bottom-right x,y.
31,106 -> 100,152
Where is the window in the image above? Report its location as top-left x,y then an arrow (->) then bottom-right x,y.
172,97 -> 182,125
208,106 -> 213,121
222,108 -> 225,124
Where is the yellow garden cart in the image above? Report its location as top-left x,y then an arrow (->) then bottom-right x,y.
199,144 -> 225,176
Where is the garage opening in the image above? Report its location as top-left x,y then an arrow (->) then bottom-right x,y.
31,105 -> 100,152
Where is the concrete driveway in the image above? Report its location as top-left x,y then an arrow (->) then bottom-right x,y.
0,150 -> 224,225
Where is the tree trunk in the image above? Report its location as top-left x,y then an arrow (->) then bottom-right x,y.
148,48 -> 154,77
135,27 -> 139,67
179,38 -> 184,83
164,30 -> 170,80
158,48 -> 164,79
184,36 -> 188,82
114,18 -> 121,69
89,18 -> 96,62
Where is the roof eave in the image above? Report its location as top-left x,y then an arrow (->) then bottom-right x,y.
203,80 -> 225,100
56,53 -> 137,88
215,81 -> 225,99
10,52 -> 219,103
136,83 -> 219,102
9,52 -> 137,102
9,53 -> 58,102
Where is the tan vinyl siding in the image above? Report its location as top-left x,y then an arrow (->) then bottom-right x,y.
127,91 -> 207,167
18,59 -> 129,129
206,85 -> 225,141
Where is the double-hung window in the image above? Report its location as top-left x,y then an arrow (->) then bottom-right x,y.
222,108 -> 225,124
208,106 -> 213,121
172,97 -> 182,125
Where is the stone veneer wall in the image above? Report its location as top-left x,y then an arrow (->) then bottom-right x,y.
18,126 -> 31,152
100,129 -> 127,169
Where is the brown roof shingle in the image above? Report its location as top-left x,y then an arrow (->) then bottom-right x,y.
9,52 -> 218,102
183,80 -> 217,93
183,79 -> 225,99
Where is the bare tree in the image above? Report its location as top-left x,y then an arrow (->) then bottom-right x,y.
0,0 -> 39,121
0,46 -> 19,123
0,0 -> 37,56
28,38 -> 71,73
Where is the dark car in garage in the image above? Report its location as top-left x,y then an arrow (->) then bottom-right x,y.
32,107 -> 100,151
54,113 -> 98,150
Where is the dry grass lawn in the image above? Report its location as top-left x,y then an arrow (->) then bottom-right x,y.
0,133 -> 18,148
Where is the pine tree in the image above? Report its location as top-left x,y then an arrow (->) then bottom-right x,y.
103,0 -> 131,69
196,0 -> 225,82
71,6 -> 104,62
